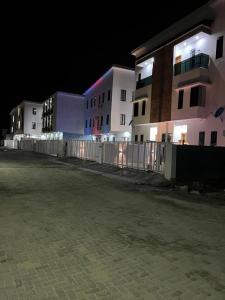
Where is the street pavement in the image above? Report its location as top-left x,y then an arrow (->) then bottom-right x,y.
0,149 -> 225,300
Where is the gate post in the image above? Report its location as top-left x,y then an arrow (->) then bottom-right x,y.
164,143 -> 177,180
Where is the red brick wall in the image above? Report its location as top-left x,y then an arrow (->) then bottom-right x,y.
151,45 -> 173,122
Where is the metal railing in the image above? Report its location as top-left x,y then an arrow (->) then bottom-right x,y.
136,75 -> 153,89
174,53 -> 209,76
18,139 -> 166,174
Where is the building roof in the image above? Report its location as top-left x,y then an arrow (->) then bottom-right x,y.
83,65 -> 134,96
132,1 -> 214,61
9,100 -> 43,115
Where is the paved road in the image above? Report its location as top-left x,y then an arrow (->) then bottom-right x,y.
0,149 -> 225,300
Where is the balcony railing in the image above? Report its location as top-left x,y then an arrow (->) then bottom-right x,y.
136,75 -> 152,89
174,53 -> 209,76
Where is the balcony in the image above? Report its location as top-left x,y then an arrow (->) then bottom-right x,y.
136,75 -> 152,89
174,53 -> 209,76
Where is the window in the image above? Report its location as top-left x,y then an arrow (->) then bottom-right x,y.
102,92 -> 105,103
100,116 -> 103,126
32,108 -> 37,115
120,89 -> 126,101
89,118 -> 91,127
120,114 -> 125,125
86,100 -> 88,109
216,36 -> 223,59
140,135 -> 144,143
142,101 -> 146,115
190,86 -> 205,107
178,90 -> 184,109
135,135 -> 138,143
108,90 -> 111,101
198,131 -> 205,146
94,97 -> 96,107
138,73 -> 141,81
93,118 -> 95,127
210,131 -> 217,146
85,120 -> 88,128
91,98 -> 93,107
133,102 -> 139,117
32,122 -> 36,129
106,114 -> 109,125
161,133 -> 166,142
98,95 -> 101,105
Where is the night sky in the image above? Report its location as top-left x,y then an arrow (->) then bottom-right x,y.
1,0 -> 209,129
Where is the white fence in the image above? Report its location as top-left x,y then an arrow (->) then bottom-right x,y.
4,140 -> 18,149
66,141 -> 165,173
17,139 -> 166,173
20,139 -> 64,156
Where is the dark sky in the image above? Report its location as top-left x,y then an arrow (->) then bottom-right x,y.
1,0 -> 209,129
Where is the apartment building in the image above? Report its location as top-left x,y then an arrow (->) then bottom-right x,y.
132,0 -> 225,146
84,65 -> 135,142
10,101 -> 42,140
41,91 -> 85,140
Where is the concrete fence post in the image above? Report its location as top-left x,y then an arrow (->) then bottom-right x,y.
164,143 -> 177,180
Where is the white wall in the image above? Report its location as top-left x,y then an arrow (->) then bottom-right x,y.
171,0 -> 225,146
84,66 -> 135,141
111,67 -> 135,134
84,69 -> 113,136
23,102 -> 42,136
56,92 -> 85,135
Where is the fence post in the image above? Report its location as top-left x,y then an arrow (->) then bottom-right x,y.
164,142 -> 177,180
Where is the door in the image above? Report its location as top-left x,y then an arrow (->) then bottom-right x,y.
198,131 -> 205,146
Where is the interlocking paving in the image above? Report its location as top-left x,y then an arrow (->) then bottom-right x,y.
0,149 -> 225,299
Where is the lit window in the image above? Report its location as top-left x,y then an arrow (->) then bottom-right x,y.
150,127 -> 158,141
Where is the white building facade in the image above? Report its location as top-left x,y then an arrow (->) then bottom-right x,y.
84,65 -> 135,142
41,91 -> 85,140
10,101 -> 42,140
132,0 -> 225,146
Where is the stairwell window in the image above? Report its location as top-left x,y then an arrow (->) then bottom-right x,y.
133,102 -> 139,117
216,36 -> 223,59
142,101 -> 146,115
178,90 -> 184,109
120,89 -> 126,101
108,90 -> 111,101
120,114 -> 125,125
106,114 -> 109,125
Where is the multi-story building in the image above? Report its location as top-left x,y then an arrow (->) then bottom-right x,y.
10,101 -> 42,140
84,65 -> 135,141
132,0 -> 225,146
42,91 -> 85,140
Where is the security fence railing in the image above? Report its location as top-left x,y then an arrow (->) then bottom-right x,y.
9,139 -> 166,174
